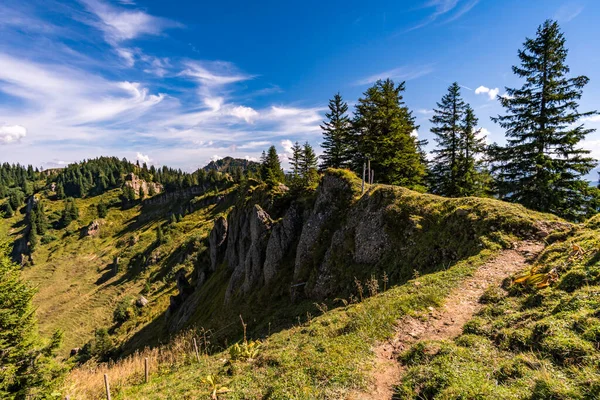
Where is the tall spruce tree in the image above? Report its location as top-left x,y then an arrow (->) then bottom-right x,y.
490,20 -> 598,220
261,145 -> 285,186
300,142 -> 319,187
460,105 -> 490,196
429,82 -> 467,196
320,93 -> 351,169
352,79 -> 425,187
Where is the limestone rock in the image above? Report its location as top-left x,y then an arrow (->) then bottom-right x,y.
136,296 -> 149,307
224,204 -> 273,301
85,220 -> 102,236
209,216 -> 228,271
264,204 -> 302,284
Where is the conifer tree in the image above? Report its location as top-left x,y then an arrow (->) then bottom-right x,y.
429,82 -> 467,196
320,93 -> 351,169
460,105 -> 490,196
490,20 -> 598,220
290,142 -> 302,178
97,200 -> 108,218
148,184 -> 156,197
301,142 -> 319,187
261,145 -> 285,186
156,225 -> 164,244
352,79 -> 425,187
138,186 -> 145,200
4,202 -> 13,218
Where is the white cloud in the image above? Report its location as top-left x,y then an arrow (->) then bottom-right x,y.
355,65 -> 434,86
411,129 -> 419,138
475,85 -> 499,100
210,155 -> 221,162
417,109 -> 434,115
136,152 -> 151,163
582,115 -> 600,123
281,139 -> 294,155
81,0 -> 180,44
0,124 -> 26,144
238,141 -> 270,149
244,155 -> 258,162
479,127 -> 491,144
229,105 -> 259,123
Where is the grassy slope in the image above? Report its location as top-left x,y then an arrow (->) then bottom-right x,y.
4,185 -> 234,356
397,216 -> 600,399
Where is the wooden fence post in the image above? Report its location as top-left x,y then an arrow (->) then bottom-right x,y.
144,357 -> 149,383
193,337 -> 200,362
362,163 -> 366,194
104,374 -> 111,400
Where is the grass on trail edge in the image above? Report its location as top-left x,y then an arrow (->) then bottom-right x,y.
94,248 -> 499,399
396,215 -> 600,400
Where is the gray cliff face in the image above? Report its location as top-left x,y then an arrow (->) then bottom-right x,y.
209,216 -> 228,272
263,204 -> 302,285
224,204 -> 273,301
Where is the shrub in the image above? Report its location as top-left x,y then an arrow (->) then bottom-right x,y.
113,297 -> 135,324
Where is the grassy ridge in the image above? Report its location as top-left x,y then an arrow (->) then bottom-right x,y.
397,215 -> 600,399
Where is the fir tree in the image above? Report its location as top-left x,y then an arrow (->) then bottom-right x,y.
352,79 -> 425,187
261,145 -> 285,186
97,200 -> 108,218
429,82 -> 467,196
290,141 -> 302,179
138,186 -> 145,200
29,222 -> 38,251
148,184 -> 156,197
490,20 -> 598,220
460,105 -> 490,196
4,202 -> 13,218
156,225 -> 164,244
55,183 -> 65,199
301,142 -> 319,187
320,93 -> 352,169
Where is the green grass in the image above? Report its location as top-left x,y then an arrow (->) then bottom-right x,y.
114,249 -> 498,399
396,215 -> 600,399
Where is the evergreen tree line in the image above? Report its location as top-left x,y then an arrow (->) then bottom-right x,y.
0,163 -> 41,217
318,20 -> 598,220
52,156 -> 231,199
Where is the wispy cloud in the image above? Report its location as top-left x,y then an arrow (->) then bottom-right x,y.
80,0 -> 181,44
405,0 -> 480,32
355,64 -> 435,85
554,2 -> 584,23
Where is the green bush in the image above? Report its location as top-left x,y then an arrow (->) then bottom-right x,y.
113,297 -> 135,324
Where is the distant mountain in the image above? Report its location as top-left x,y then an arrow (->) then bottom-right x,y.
202,156 -> 260,173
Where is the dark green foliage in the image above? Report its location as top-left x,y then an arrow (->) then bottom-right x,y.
121,185 -> 136,206
300,142 -> 319,188
0,163 -> 41,204
28,222 -> 38,251
138,186 -> 145,200
261,145 -> 285,186
97,199 -> 108,218
60,198 -> 79,227
0,244 -> 64,398
156,225 -> 164,244
352,79 -> 425,187
430,82 -> 467,196
202,156 -> 260,175
148,183 -> 156,196
3,202 -> 13,218
113,297 -> 136,324
490,20 -> 598,220
320,93 -> 352,169
430,83 -> 490,197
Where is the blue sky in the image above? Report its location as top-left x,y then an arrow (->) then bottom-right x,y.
0,0 -> 599,176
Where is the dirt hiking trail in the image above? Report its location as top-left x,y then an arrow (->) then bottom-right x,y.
348,241 -> 544,400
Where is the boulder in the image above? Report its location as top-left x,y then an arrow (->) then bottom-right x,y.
135,296 -> 149,308
85,220 -> 101,236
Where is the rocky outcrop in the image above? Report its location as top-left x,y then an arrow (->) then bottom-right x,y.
125,173 -> 163,196
264,205 -> 302,284
293,174 -> 357,285
85,220 -> 102,236
200,169 -> 567,307
224,205 -> 273,301
209,216 -> 228,272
